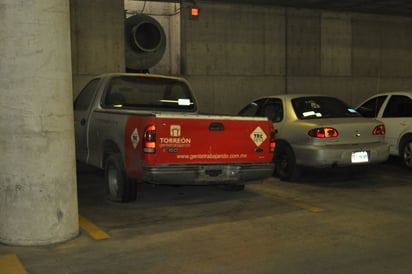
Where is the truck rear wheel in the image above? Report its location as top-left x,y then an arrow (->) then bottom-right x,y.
104,154 -> 137,203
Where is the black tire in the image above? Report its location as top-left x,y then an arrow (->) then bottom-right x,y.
275,145 -> 301,181
104,154 -> 137,203
400,138 -> 412,170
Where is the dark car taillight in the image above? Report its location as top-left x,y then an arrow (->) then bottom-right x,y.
308,127 -> 339,138
373,124 -> 385,135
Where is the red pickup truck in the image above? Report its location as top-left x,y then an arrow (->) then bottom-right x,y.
74,73 -> 275,202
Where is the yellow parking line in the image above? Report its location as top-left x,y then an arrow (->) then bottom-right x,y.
286,200 -> 324,213
79,216 -> 111,240
0,254 -> 27,274
248,184 -> 324,213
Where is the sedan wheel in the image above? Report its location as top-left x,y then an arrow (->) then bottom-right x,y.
275,145 -> 301,181
401,139 -> 412,169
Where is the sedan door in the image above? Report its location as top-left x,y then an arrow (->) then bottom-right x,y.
379,95 -> 412,155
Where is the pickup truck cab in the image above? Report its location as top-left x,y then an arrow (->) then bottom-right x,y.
74,73 -> 275,202
356,91 -> 412,169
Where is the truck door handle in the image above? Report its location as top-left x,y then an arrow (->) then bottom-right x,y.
209,122 -> 224,131
80,118 -> 86,126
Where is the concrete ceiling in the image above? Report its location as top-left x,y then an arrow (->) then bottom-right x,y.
197,0 -> 412,17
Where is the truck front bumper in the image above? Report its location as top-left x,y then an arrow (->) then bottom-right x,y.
143,162 -> 275,185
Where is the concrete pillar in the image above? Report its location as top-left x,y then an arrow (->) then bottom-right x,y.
0,1 -> 79,245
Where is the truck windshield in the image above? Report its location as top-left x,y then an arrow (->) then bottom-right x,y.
103,75 -> 196,111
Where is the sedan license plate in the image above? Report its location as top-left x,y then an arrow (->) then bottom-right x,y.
351,151 -> 369,163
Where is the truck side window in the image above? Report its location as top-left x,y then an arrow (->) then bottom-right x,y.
74,79 -> 100,111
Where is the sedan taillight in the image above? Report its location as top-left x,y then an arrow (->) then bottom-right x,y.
373,124 -> 385,135
308,127 -> 339,138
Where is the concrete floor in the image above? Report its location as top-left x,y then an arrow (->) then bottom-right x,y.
1,157 -> 412,274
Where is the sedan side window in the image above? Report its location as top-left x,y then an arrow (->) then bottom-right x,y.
238,103 -> 259,116
238,98 -> 266,117
383,95 -> 412,118
357,95 -> 387,118
260,99 -> 283,122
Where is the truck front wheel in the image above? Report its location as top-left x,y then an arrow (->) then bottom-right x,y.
104,154 -> 137,203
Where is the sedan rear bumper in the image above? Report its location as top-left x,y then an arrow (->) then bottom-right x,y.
294,142 -> 390,168
142,162 -> 275,185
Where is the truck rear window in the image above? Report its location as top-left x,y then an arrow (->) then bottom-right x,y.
103,76 -> 196,112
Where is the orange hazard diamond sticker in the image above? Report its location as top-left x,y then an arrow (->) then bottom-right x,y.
250,126 -> 267,147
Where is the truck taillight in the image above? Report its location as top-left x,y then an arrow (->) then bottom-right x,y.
373,124 -> 385,135
270,128 -> 276,153
143,125 -> 156,153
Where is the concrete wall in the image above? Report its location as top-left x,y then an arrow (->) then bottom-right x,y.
70,0 -> 180,97
182,4 -> 286,114
182,2 -> 412,114
70,0 -> 125,98
70,1 -> 412,113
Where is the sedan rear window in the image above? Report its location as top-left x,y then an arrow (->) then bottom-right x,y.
292,96 -> 360,119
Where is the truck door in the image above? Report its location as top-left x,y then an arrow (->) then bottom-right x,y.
73,79 -> 100,162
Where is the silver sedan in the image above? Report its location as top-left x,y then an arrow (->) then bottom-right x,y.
239,94 -> 390,181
